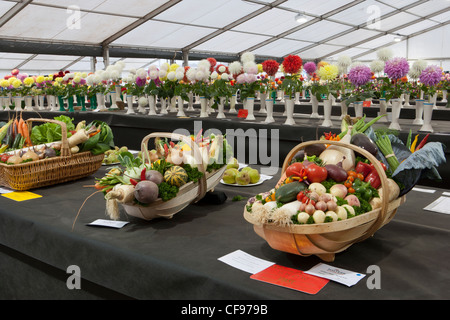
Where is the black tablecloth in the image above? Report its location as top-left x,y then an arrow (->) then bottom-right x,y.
0,164 -> 449,301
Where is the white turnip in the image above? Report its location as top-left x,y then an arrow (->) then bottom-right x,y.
329,184 -> 347,199
344,194 -> 360,207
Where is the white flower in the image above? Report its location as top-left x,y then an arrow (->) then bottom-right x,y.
241,51 -> 255,63
412,59 -> 427,72
197,59 -> 211,71
136,68 -> 147,79
210,71 -> 218,80
110,70 -> 120,80
186,68 -> 197,82
149,70 -> 158,80
129,68 -> 136,75
218,65 -> 226,73
167,71 -> 176,81
148,65 -> 158,72
138,96 -> 148,107
370,60 -> 385,73
160,63 -> 169,71
221,73 -> 229,81
86,75 -> 95,86
100,71 -> 110,81
176,71 -> 184,80
377,47 -> 393,62
243,61 -> 258,74
93,75 -> 102,84
114,61 -> 126,71
176,67 -> 185,74
408,68 -> 422,80
229,61 -> 242,75
337,55 -> 352,68
158,70 -> 167,79
195,70 -> 206,81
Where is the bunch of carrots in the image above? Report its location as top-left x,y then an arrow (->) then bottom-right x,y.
13,113 -> 32,147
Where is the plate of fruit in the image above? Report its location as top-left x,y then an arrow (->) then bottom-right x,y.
220,161 -> 262,187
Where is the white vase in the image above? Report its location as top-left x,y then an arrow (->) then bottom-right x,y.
403,94 -> 411,107
308,90 -> 313,103
321,96 -> 333,127
378,99 -> 388,123
194,94 -> 200,104
0,97 -> 4,110
245,97 -> 256,120
48,95 -> 58,111
148,95 -> 157,115
96,93 -> 107,110
208,98 -> 215,113
432,93 -> 438,109
310,95 -> 320,118
187,92 -> 195,111
109,91 -> 116,107
354,101 -> 363,118
442,90 -> 448,103
229,94 -> 237,113
24,96 -> 33,111
301,90 -> 307,104
388,98 -> 402,130
169,97 -> 177,112
115,85 -> 122,102
340,100 -> 348,120
13,96 -> 22,111
419,102 -> 434,132
126,95 -> 135,114
160,98 -> 168,114
264,99 -> 275,123
217,97 -> 226,119
177,96 -> 186,117
294,92 -> 300,104
199,96 -> 208,118
283,95 -> 288,116
279,91 -> 285,103
413,99 -> 424,125
259,92 -> 267,113
284,98 -> 296,125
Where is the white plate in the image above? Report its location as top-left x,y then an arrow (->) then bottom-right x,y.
220,179 -> 264,187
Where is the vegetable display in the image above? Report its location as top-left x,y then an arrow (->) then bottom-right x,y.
245,114 -> 446,227
97,131 -> 233,220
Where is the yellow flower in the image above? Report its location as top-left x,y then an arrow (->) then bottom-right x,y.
12,79 -> 22,88
23,77 -> 34,86
257,63 -> 263,73
53,82 -> 60,87
169,63 -> 179,72
55,77 -> 63,83
8,77 -> 16,85
0,79 -> 9,88
317,64 -> 339,80
36,75 -> 45,84
48,74 -> 53,81
73,76 -> 82,83
317,61 -> 329,69
81,72 -> 87,78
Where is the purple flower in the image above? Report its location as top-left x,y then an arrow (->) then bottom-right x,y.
135,76 -> 146,87
348,65 -> 372,87
304,62 -> 316,75
419,65 -> 442,87
384,57 -> 409,79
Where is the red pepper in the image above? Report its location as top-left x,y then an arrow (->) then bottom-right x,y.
140,167 -> 147,181
415,133 -> 430,151
163,144 -> 169,156
355,161 -> 372,178
130,178 -> 139,186
364,168 -> 381,189
169,141 -> 175,148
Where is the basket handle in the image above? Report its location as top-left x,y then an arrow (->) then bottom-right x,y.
282,139 -> 390,240
26,118 -> 71,157
141,132 -> 207,203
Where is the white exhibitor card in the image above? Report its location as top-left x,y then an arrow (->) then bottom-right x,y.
305,263 -> 366,287
87,219 -> 129,229
218,250 -> 275,274
423,196 -> 450,215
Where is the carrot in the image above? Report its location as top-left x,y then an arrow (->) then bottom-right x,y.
21,121 -> 31,146
16,117 -> 24,137
13,117 -> 19,136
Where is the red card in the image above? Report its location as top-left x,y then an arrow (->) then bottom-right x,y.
363,100 -> 372,107
237,109 -> 248,118
250,264 -> 329,295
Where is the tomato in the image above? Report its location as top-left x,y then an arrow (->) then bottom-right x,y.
285,162 -> 305,177
1,154 -> 10,163
305,163 -> 327,183
297,191 -> 305,202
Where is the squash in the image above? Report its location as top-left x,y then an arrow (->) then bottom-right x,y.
275,181 -> 307,203
164,165 -> 188,187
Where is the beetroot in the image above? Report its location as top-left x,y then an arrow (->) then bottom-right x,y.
134,180 -> 159,203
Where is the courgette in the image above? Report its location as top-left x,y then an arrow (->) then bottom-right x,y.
275,181 -> 307,203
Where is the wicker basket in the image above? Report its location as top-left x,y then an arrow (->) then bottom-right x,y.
0,118 -> 104,191
244,140 -> 406,262
121,132 -> 227,221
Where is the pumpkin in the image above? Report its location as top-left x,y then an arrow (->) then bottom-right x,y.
164,166 -> 188,187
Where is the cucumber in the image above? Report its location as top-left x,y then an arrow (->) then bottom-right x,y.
275,181 -> 307,203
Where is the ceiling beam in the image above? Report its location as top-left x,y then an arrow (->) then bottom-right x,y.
181,0 -> 289,53
61,56 -> 86,71
13,53 -> 38,69
0,0 -> 32,28
101,0 -> 182,47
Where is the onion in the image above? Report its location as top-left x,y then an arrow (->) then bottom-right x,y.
22,151 -> 39,162
327,200 -> 338,212
319,193 -> 331,202
305,203 -> 315,215
329,184 -> 348,198
315,200 -> 328,211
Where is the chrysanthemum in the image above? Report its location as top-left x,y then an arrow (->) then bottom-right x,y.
282,55 -> 303,74
0,79 -> 9,88
377,47 -> 393,62
370,60 -> 385,73
419,65 -> 442,87
261,59 -> 279,76
317,64 -> 339,80
317,61 -> 328,69
337,55 -> 352,68
303,61 -> 316,75
207,57 -> 217,68
243,61 -> 258,74
384,57 -> 409,79
241,52 -> 255,64
412,59 -> 427,73
23,77 -> 34,86
348,65 -> 373,87
229,61 -> 243,76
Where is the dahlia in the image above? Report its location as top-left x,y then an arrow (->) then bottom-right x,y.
207,57 -> 217,68
282,55 -> 302,74
261,59 -> 279,76
384,57 -> 409,79
303,61 -> 316,75
377,47 -> 393,62
369,60 -> 385,73
348,65 -> 372,87
419,65 -> 442,87
229,61 -> 243,76
241,52 -> 255,64
317,64 -> 339,80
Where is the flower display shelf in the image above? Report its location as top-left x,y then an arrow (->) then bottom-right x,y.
121,132 -> 227,221
243,140 -> 406,262
0,118 -> 104,191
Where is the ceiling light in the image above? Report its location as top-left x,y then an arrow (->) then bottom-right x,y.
295,13 -> 308,24
394,35 -> 403,42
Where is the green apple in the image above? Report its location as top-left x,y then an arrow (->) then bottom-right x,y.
236,171 -> 250,185
226,157 -> 239,169
223,168 -> 239,184
240,166 -> 253,173
248,168 -> 260,184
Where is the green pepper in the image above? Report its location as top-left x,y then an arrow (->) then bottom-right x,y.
353,180 -> 373,201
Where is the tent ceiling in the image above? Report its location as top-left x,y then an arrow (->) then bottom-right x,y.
0,0 -> 448,74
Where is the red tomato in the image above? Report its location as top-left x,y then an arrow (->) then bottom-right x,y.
305,163 -> 328,183
285,162 -> 305,177
1,154 -> 10,163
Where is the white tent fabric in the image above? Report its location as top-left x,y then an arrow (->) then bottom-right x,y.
0,0 -> 448,76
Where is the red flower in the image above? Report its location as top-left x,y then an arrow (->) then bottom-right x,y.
262,59 -> 280,76
207,57 -> 217,72
282,55 -> 302,74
